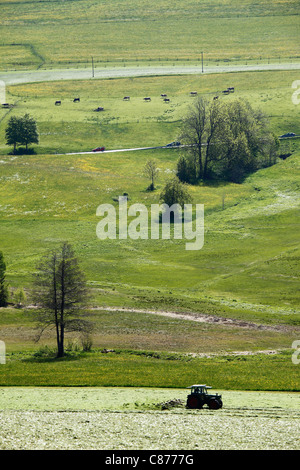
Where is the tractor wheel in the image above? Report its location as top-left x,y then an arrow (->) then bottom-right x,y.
208,399 -> 221,410
186,396 -> 199,409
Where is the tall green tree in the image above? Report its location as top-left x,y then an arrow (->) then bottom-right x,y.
5,114 -> 39,153
0,251 -> 8,307
5,116 -> 21,154
32,242 -> 93,358
19,113 -> 39,151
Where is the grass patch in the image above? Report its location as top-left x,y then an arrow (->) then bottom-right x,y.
0,347 -> 299,391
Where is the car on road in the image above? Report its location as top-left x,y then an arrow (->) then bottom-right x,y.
166,141 -> 181,147
92,147 -> 105,152
280,133 -> 296,138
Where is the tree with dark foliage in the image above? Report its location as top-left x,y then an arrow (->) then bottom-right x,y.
0,251 -> 8,307
5,114 -> 39,153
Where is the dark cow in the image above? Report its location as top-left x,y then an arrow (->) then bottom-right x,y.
222,90 -> 230,95
94,106 -> 104,112
228,87 -> 235,93
190,91 -> 197,95
213,96 -> 219,100
123,96 -> 130,100
55,100 -> 61,105
160,93 -> 167,98
163,98 -> 170,102
143,97 -> 151,101
73,98 -> 80,102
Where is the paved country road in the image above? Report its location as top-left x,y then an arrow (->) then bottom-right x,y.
1,62 -> 300,85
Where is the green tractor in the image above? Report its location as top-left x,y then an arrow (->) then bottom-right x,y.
186,384 -> 223,410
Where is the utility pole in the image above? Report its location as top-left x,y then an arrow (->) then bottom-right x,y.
92,57 -> 94,78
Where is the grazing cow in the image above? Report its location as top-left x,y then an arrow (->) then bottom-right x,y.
228,87 -> 235,93
163,98 -> 170,102
213,96 -> 219,100
123,96 -> 130,100
55,100 -> 61,105
94,106 -> 104,112
143,97 -> 151,101
160,93 -> 167,98
190,91 -> 197,95
222,90 -> 230,95
73,98 -> 80,102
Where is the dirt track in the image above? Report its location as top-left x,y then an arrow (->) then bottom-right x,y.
91,306 -> 295,333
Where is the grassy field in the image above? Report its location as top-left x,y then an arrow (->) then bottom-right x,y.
1,69 -> 299,152
0,70 -> 299,317
1,347 -> 299,390
0,6 -> 299,395
0,0 -> 299,452
0,0 -> 299,69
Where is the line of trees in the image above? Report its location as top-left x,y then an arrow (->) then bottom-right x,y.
177,98 -> 279,183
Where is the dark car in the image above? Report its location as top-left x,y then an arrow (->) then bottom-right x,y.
166,141 -> 181,147
280,133 -> 296,138
92,147 -> 105,152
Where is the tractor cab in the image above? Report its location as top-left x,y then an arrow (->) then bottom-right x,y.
188,384 -> 211,395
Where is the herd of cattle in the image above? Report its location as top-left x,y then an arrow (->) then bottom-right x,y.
53,87 -> 235,109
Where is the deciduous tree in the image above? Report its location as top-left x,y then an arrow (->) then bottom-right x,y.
144,159 -> 159,191
32,242 -> 93,358
5,114 -> 39,153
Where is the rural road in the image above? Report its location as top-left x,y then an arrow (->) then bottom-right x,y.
1,62 -> 300,85
63,137 -> 299,156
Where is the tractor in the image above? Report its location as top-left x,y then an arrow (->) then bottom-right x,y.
186,384 -> 223,410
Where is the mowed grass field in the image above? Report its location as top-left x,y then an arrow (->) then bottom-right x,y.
0,0 -> 299,69
1,389 -> 299,450
0,388 -> 299,450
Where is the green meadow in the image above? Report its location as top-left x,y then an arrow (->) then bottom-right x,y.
0,0 -> 299,69
0,71 -> 299,320
0,68 -> 299,392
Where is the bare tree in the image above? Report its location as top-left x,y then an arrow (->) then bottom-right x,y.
144,159 -> 159,190
180,97 -> 207,180
32,242 -> 93,357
